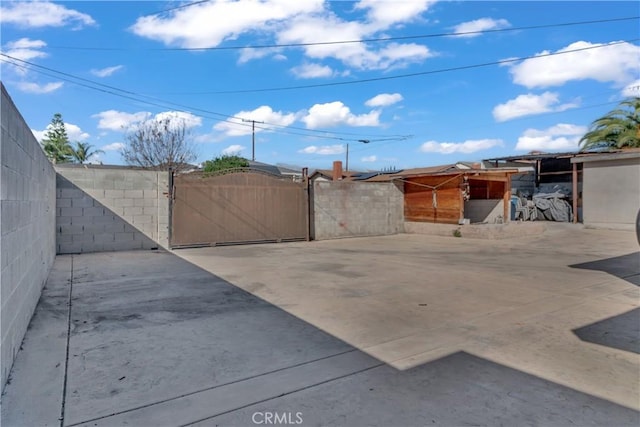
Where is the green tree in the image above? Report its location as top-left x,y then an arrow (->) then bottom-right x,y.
71,142 -> 104,164
41,113 -> 74,164
202,155 -> 249,173
580,97 -> 640,151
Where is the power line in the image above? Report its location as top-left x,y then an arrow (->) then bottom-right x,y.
44,16 -> 638,52
0,55 -> 410,143
155,38 -> 640,94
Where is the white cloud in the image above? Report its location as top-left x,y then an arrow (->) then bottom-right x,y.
509,41 -> 640,88
238,47 -> 285,64
302,101 -> 380,129
130,0 -> 435,71
1,38 -> 48,75
66,124 -> 90,142
493,92 -> 579,122
90,65 -> 123,78
515,123 -> 587,152
420,139 -> 503,154
355,0 -> 435,28
32,122 -> 89,142
5,38 -> 46,49
221,144 -> 246,155
0,1 -> 95,28
214,105 -> 297,137
291,63 -> 335,79
154,111 -> 202,129
361,155 -> 377,162
365,93 -> 403,108
452,18 -> 510,38
622,79 -> 640,97
130,0 -> 322,48
93,110 -> 151,131
298,145 -> 345,155
15,81 -> 63,94
101,142 -> 125,152
280,14 -> 434,70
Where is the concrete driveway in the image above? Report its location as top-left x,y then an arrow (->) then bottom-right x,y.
2,225 -> 639,426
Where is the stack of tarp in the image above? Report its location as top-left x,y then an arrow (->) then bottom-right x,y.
533,192 -> 572,222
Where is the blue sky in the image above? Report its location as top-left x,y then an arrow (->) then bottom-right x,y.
1,1 -> 638,170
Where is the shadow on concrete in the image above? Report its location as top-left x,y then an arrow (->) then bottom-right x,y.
3,248 -> 639,426
573,308 -> 640,354
569,252 -> 640,286
210,350 -> 640,427
56,175 -> 157,254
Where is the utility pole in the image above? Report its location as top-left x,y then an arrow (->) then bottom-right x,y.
346,139 -> 370,172
242,119 -> 263,161
346,143 -> 349,172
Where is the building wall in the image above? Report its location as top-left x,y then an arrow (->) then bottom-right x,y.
581,157 -> 640,228
1,84 -> 56,390
55,166 -> 170,253
464,199 -> 505,224
311,181 -> 404,240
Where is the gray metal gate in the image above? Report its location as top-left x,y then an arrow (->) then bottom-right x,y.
170,169 -> 309,248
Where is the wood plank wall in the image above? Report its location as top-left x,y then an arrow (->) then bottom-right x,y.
404,175 -> 463,224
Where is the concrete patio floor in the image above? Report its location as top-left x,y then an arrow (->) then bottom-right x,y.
2,225 -> 639,426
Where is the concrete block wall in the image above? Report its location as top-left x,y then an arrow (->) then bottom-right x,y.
55,166 -> 170,253
464,199 -> 505,224
1,84 -> 57,390
311,181 -> 404,240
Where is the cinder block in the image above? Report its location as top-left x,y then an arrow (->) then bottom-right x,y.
103,240 -> 143,251
58,242 -> 83,254
115,232 -> 134,242
59,224 -> 84,235
103,222 -> 125,234
94,178 -> 116,190
93,215 -> 115,224
60,207 -> 83,217
94,233 -> 115,243
114,198 -> 135,208
123,206 -> 143,216
142,206 -> 157,216
132,214 -> 152,224
104,190 -> 124,199
60,188 -> 83,199
70,215 -> 92,226
56,233 -> 73,243
124,189 -> 143,198
56,198 -> 72,208
72,233 -> 95,243
72,197 -> 95,208
82,224 -> 105,234
80,242 -> 104,253
114,180 -> 134,190
83,207 -> 105,217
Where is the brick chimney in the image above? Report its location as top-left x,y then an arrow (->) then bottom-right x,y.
332,161 -> 343,181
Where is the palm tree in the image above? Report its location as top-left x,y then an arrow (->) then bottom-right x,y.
72,142 -> 104,164
579,97 -> 640,151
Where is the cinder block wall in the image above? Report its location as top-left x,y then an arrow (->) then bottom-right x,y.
55,165 -> 169,253
1,84 -> 56,390
311,181 -> 404,240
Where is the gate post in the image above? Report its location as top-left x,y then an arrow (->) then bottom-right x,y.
168,168 -> 174,248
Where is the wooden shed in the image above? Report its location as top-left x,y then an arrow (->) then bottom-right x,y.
364,166 -> 519,224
